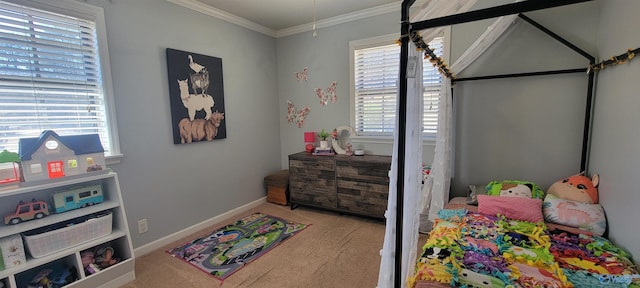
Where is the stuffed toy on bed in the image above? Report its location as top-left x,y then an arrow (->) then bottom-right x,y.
547,172 -> 599,204
543,172 -> 607,236
485,180 -> 545,199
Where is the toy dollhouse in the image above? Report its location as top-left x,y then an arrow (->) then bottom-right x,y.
18,130 -> 106,183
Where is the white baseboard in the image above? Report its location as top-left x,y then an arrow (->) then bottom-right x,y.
133,197 -> 267,257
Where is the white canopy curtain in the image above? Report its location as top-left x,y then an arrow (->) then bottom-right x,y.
376,1 -> 520,287
425,12 -> 521,222
376,40 -> 424,288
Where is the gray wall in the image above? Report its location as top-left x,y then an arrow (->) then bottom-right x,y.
450,2 -> 600,196
589,0 -> 640,264
273,4 -> 501,168
276,12 -> 404,168
85,0 -> 281,248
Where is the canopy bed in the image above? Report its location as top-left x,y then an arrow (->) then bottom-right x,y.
377,1 -> 640,287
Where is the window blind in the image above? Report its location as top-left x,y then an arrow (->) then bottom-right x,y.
423,38 -> 443,135
0,0 -> 111,154
354,37 -> 443,137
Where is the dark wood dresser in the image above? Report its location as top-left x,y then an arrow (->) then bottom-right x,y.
288,151 -> 392,219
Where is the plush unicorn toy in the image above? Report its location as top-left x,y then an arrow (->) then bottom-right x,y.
547,172 -> 599,204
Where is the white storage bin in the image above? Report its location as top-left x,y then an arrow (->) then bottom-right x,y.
22,212 -> 112,258
0,234 -> 26,269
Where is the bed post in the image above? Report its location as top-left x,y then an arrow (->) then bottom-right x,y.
584,67 -> 595,172
396,1 -> 414,287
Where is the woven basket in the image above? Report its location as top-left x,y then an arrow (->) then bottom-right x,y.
22,212 -> 112,258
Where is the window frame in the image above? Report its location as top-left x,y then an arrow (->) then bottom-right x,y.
349,29 -> 450,144
0,0 -> 121,163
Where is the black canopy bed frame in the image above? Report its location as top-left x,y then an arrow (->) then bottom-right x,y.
394,1 -> 595,287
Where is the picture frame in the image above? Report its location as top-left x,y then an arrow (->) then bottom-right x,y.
166,48 -> 226,144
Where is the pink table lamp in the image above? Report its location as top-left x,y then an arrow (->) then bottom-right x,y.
304,132 -> 316,153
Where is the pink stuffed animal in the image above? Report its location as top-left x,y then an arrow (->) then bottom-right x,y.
547,172 -> 599,204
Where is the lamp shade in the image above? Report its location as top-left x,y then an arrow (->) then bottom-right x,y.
304,132 -> 316,143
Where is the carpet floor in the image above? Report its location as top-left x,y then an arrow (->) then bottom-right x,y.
122,202 -> 426,288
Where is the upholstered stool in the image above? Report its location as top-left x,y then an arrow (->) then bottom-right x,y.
264,169 -> 289,205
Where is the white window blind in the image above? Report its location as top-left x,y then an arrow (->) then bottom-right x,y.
0,0 -> 113,154
353,37 -> 443,137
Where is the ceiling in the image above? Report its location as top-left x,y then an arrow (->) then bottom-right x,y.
170,0 -> 402,37
194,0 -> 398,30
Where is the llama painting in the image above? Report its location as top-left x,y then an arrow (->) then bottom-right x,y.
166,48 -> 226,144
177,79 -> 214,121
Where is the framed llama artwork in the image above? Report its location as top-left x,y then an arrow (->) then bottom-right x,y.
166,48 -> 227,144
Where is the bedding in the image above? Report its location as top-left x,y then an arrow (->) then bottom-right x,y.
409,208 -> 639,288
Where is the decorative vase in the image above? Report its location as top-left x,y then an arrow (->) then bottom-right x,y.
320,140 -> 329,148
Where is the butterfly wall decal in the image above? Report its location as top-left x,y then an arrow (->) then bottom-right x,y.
295,67 -> 308,82
287,100 -> 311,128
315,81 -> 337,106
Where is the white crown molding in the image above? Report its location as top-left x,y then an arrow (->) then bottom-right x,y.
166,0 -> 277,37
167,0 -> 427,38
276,1 -> 402,38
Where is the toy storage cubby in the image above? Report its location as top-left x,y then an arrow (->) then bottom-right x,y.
14,255 -> 79,287
0,172 -> 135,288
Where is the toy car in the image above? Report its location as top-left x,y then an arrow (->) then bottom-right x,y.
4,199 -> 50,225
52,184 -> 103,213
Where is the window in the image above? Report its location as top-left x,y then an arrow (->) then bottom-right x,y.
350,33 -> 446,138
30,163 -> 41,173
0,0 -> 120,158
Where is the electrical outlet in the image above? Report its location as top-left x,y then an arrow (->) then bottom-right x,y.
138,219 -> 148,234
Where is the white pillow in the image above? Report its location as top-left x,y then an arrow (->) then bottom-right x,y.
543,194 -> 607,236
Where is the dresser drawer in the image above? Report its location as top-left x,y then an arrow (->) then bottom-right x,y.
336,179 -> 389,195
290,157 -> 334,172
335,159 -> 390,183
290,186 -> 337,209
336,179 -> 388,218
289,158 -> 336,209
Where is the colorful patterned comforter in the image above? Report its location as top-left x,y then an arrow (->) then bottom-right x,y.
409,209 -> 640,288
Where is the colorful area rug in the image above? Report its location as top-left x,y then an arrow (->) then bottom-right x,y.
166,212 -> 308,280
